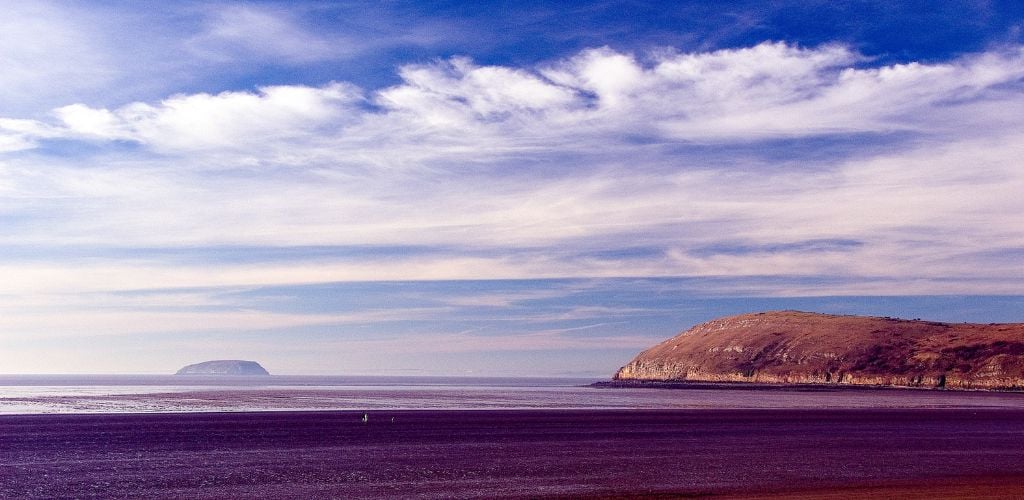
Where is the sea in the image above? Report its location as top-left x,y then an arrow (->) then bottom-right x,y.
3,375 -> 1024,414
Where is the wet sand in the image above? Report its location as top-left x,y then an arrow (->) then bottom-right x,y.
3,409 -> 1024,498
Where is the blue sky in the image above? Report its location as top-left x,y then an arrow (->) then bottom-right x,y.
1,1 -> 1023,375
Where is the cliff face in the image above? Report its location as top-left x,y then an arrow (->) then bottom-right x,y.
614,311 -> 1024,390
175,360 -> 270,375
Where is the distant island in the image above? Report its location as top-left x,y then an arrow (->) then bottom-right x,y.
612,311 -> 1024,390
175,360 -> 270,376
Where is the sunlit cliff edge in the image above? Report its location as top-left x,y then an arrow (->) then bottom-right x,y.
614,311 -> 1024,390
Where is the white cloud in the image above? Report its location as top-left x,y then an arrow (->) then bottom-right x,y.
10,41 -> 1024,159
0,118 -> 58,152
53,105 -> 126,140
55,83 -> 363,152
379,57 -> 580,124
0,42 -> 1023,299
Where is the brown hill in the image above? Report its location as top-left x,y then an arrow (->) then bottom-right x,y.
614,311 -> 1024,390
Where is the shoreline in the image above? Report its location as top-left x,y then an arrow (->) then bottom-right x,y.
5,404 -> 1023,418
8,379 -> 1024,415
594,378 -> 1024,392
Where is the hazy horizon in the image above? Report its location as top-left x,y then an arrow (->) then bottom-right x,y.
2,1 -> 1023,375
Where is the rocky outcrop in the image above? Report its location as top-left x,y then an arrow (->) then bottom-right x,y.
614,311 -> 1024,390
175,360 -> 270,375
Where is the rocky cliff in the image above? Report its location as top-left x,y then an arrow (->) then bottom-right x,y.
175,360 -> 270,375
614,311 -> 1024,390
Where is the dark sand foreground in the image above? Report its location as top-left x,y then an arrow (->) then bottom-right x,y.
3,409 -> 1024,498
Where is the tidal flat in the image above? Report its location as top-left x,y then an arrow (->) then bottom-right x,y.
3,408 -> 1024,498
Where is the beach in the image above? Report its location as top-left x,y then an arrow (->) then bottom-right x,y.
4,408 -> 1024,498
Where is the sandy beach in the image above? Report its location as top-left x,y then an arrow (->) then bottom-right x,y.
3,408 -> 1024,498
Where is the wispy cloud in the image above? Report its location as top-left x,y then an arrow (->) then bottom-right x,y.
0,42 -> 1022,297
0,2 -> 117,115
186,4 -> 347,63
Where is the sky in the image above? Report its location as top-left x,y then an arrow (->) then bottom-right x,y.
1,0 -> 1023,376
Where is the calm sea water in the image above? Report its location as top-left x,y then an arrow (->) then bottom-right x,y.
2,375 -> 1024,414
